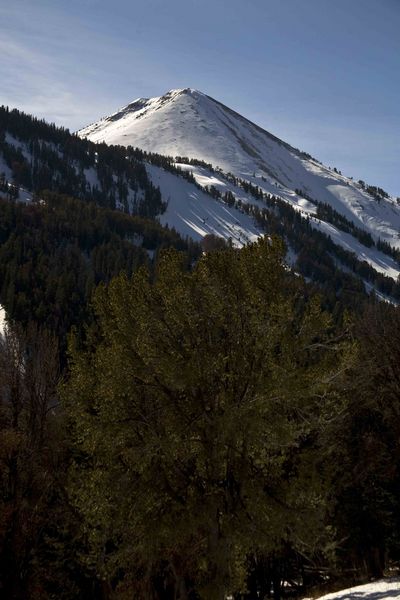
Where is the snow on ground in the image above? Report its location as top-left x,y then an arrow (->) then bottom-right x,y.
173,163 -> 400,281
0,305 -> 7,336
15,185 -> 33,203
310,217 -> 400,280
79,88 -> 400,250
310,578 -> 400,600
175,162 -> 268,211
146,163 -> 261,247
5,132 -> 31,161
83,166 -> 100,188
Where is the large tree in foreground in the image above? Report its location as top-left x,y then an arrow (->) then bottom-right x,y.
64,237 -> 348,599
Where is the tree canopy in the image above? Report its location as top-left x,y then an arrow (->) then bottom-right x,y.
64,237 -> 350,599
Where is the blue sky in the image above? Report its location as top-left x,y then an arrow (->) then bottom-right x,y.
1,0 -> 399,195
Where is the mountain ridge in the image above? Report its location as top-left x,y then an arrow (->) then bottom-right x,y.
80,87 -> 306,159
2,101 -> 400,301
78,88 -> 400,255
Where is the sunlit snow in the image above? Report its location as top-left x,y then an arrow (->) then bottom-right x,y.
0,305 -> 7,336
79,88 -> 400,251
309,578 -> 400,600
147,164 -> 259,247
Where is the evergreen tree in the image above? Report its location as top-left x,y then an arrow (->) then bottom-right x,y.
64,237 -> 349,599
0,324 -> 60,597
326,302 -> 400,579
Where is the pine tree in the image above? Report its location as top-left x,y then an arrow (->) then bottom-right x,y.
64,237 -> 349,599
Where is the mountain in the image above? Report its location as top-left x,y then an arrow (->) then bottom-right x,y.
79,88 -> 400,253
2,100 -> 400,600
2,101 -> 400,304
0,106 -> 201,338
0,105 -> 165,217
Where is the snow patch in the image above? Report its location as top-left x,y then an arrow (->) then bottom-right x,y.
146,163 -> 261,247
0,305 -> 7,336
310,578 -> 400,600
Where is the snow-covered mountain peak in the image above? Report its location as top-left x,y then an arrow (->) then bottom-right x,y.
86,88 -> 206,134
78,88 -> 400,253
78,87 -> 287,168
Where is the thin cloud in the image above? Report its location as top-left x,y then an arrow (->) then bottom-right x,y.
0,0 -> 160,130
0,25 -> 82,121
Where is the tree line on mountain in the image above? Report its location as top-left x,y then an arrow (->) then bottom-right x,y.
3,102 -> 398,252
215,186 -> 400,305
3,105 -> 399,294
1,236 -> 400,599
357,180 -> 390,202
117,149 -> 400,307
123,149 -> 400,279
294,189 -> 373,247
208,170 -> 399,270
173,162 -> 400,277
0,192 -> 199,355
193,170 -> 400,302
0,106 -> 164,217
190,164 -> 400,273
261,197 -> 400,301
295,189 -> 400,265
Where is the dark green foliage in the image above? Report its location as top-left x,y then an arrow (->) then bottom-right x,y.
0,106 -> 164,217
64,238 -> 349,599
326,302 -> 400,579
2,103 -> 400,599
0,193 -> 199,348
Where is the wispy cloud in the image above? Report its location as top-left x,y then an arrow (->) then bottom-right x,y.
0,34 -> 78,123
0,2 -> 142,128
0,0 -> 398,194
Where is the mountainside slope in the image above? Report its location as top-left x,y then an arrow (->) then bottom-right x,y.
2,102 -> 400,302
79,88 -> 400,250
0,106 -> 164,217
146,163 -> 260,246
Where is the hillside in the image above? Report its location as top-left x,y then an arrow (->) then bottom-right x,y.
2,103 -> 400,302
0,105 -> 163,217
79,88 -> 400,251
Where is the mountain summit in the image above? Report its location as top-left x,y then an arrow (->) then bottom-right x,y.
1,98 -> 400,296
79,88 -> 400,254
78,87 -> 309,180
